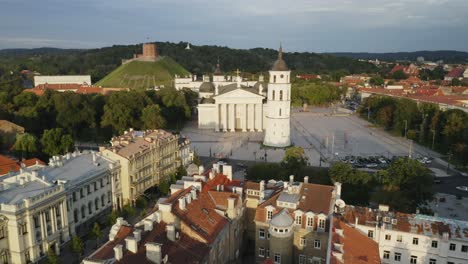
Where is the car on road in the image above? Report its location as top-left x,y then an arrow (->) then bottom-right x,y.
433,179 -> 442,184
456,186 -> 468,192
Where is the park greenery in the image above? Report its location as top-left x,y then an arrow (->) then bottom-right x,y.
359,95 -> 468,166
291,79 -> 343,107
0,73 -> 196,160
0,43 -> 378,83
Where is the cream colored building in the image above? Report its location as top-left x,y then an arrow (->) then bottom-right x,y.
34,75 -> 91,86
252,176 -> 339,264
101,129 -> 180,206
0,151 -> 120,264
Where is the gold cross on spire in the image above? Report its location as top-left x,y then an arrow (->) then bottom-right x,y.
236,69 -> 241,76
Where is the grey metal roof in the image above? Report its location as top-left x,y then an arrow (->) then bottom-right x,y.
270,209 -> 293,227
277,191 -> 300,204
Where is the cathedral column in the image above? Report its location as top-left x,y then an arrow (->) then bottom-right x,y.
50,207 -> 56,234
255,104 -> 262,131
241,104 -> 247,132
248,104 -> 255,131
215,103 -> 220,132
222,104 -> 228,132
229,104 -> 235,132
40,211 -> 47,239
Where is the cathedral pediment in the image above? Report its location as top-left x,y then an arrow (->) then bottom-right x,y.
214,87 -> 264,99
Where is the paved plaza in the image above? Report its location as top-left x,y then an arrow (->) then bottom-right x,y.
182,108 -> 441,167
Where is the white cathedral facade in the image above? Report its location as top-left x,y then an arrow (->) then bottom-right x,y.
177,47 -> 291,147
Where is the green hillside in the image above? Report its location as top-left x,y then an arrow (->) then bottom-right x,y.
96,57 -> 189,89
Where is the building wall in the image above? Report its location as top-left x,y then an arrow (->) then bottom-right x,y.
198,104 -> 217,129
34,75 -> 92,86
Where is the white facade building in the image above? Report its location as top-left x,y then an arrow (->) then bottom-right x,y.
343,206 -> 468,264
194,47 -> 291,148
34,75 -> 92,86
0,151 -> 120,264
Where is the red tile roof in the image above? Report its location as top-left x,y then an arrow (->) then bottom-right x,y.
89,222 -> 209,264
446,67 -> 465,78
0,155 -> 45,176
331,217 -> 381,264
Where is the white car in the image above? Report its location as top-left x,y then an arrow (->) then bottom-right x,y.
456,186 -> 468,192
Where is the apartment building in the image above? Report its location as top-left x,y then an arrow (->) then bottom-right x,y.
253,176 -> 339,264
101,129 -> 181,206
342,205 -> 468,264
0,151 -> 120,264
85,162 -> 245,264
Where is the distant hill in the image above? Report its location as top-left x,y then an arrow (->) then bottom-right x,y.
329,50 -> 468,63
0,47 -> 82,57
96,57 -> 190,89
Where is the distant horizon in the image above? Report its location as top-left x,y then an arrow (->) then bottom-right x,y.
1,42 -> 468,55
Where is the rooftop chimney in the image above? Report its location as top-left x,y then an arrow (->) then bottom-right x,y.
133,229 -> 142,242
186,193 -> 192,204
283,181 -> 288,189
166,224 -> 176,242
223,165 -> 233,181
334,182 -> 342,199
289,175 -> 294,184
227,197 -> 237,218
144,219 -> 153,232
191,189 -> 197,200
304,176 -> 309,184
260,180 -> 265,191
145,243 -> 162,264
178,197 -> 186,210
125,237 -> 138,253
114,244 -> 123,261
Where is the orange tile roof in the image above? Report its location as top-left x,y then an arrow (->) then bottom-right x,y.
331,217 -> 381,264
0,155 -> 45,176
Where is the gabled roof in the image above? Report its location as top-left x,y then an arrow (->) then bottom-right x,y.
214,84 -> 264,99
331,217 -> 380,264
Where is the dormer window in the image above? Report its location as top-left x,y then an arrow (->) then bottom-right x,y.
307,216 -> 314,228
295,215 -> 302,225
267,210 -> 273,220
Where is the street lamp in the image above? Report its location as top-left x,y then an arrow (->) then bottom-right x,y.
404,120 -> 408,138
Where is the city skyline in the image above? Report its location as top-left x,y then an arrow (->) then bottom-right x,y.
1,0 -> 468,52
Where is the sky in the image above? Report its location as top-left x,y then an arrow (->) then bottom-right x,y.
1,0 -> 467,52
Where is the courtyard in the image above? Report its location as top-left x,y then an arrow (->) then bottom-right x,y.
181,107 -> 441,166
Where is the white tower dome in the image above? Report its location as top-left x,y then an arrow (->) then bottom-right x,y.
263,45 -> 291,147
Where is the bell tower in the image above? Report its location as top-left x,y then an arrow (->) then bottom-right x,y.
263,45 -> 291,147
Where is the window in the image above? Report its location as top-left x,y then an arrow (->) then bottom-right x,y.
87,185 -> 91,194
1,251 -> 7,264
280,90 -> 283,100
81,206 -> 86,219
74,210 -> 78,222
295,215 -> 302,225
273,76 -> 277,83
307,217 -> 313,227
431,240 -> 438,248
462,245 -> 468,252
20,222 -> 27,234
274,253 -> 281,264
412,237 -> 419,245
449,243 -> 456,251
410,255 -> 417,264
318,219 -> 326,229
394,252 -> 401,261
314,239 -> 321,249
95,199 -> 99,211
272,90 -> 276,100
279,109 -> 282,116
101,195 -> 105,207
0,227 -> 4,239
33,216 -> 40,228
368,230 -> 374,238
73,192 -> 77,202
299,255 -> 306,264
300,237 -> 306,246
429,259 -> 436,264
267,210 -> 273,220
383,251 -> 390,259
267,232 -> 270,240
385,234 -> 391,240
396,235 -> 402,242
88,202 -> 92,214
266,249 -> 269,257
447,262 -> 454,264
309,258 -> 320,264
258,247 -> 265,257
25,251 -> 30,262
259,229 -> 265,239
80,189 -> 84,198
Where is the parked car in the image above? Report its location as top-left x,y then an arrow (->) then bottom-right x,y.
456,186 -> 468,192
433,179 -> 442,184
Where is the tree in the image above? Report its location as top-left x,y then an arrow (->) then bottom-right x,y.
373,158 -> 434,213
12,133 -> 38,159
41,128 -> 74,156
175,165 -> 187,180
192,152 -> 202,166
46,248 -> 60,264
91,223 -> 103,248
329,162 -> 373,205
369,76 -> 384,86
141,104 -> 166,129
281,146 -> 308,177
391,70 -> 408,80
13,92 -> 38,108
70,235 -> 84,259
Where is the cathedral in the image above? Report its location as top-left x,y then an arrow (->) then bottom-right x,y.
194,47 -> 291,147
